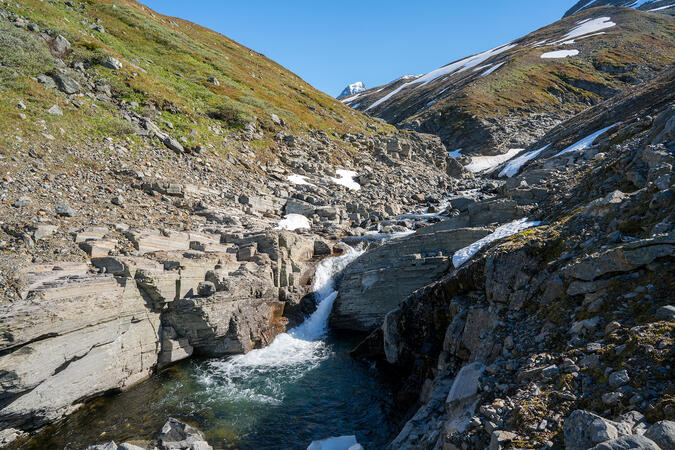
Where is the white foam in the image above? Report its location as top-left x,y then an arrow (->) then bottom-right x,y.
453,218 -> 541,268
197,246 -> 365,405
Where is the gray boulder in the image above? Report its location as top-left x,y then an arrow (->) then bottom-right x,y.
53,74 -> 80,94
655,305 -> 675,320
644,420 -> 675,450
101,55 -> 123,70
52,35 -> 71,54
158,418 -> 212,450
564,410 -> 631,450
589,435 -> 661,450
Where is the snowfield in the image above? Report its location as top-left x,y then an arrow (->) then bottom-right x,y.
465,149 -> 524,173
541,49 -> 580,59
366,43 -> 517,111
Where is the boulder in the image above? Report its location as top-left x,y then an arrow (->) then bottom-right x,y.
158,418 -> 212,450
644,421 -> 675,450
564,410 -> 632,450
331,226 -> 491,331
589,435 -> 661,450
52,74 -> 80,94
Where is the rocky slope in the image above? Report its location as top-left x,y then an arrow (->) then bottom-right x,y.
565,0 -> 675,17
0,0 -> 467,445
344,7 -> 675,156
346,67 -> 674,449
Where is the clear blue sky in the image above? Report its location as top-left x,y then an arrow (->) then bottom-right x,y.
142,1 -> 576,97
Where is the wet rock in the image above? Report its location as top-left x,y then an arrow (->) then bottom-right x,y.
158,418 -> 212,450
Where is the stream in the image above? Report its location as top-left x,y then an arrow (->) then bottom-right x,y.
20,246 -> 399,449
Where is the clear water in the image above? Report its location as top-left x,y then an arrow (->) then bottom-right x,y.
18,247 -> 399,450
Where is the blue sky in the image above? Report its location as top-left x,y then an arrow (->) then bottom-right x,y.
142,1 -> 577,96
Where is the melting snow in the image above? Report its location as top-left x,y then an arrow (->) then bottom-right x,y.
287,174 -> 313,185
453,218 -> 541,268
481,62 -> 505,77
541,49 -> 580,59
276,214 -> 310,231
554,123 -> 622,157
498,144 -> 550,177
367,43 -> 517,111
465,149 -> 524,173
331,169 -> 361,191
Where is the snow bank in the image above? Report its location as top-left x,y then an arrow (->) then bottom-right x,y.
481,62 -> 505,77
366,43 -> 517,111
554,123 -> 621,157
465,148 -> 524,173
288,174 -> 313,185
552,17 -> 615,45
498,144 -> 550,177
453,218 -> 541,268
276,214 -> 310,231
330,169 -> 361,191
308,435 -> 363,450
541,49 -> 579,59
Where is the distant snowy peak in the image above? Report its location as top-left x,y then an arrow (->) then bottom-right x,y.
564,0 -> 675,17
337,82 -> 366,99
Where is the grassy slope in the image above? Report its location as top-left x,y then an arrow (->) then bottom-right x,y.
0,0 -> 389,159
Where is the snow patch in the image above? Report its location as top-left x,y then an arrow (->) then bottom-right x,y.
541,49 -> 580,59
330,169 -> 361,191
481,62 -> 505,77
276,214 -> 310,231
553,123 -> 622,157
552,17 -> 615,45
453,218 -> 541,268
498,145 -> 550,178
465,149 -> 524,173
366,43 -> 517,111
287,174 -> 313,186
648,3 -> 675,11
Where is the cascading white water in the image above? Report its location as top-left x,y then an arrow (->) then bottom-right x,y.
198,245 -> 365,405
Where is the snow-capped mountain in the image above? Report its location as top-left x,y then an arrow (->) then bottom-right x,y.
564,0 -> 675,17
337,82 -> 366,99
344,5 -> 674,156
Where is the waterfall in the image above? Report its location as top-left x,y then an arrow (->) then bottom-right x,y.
197,245 -> 364,405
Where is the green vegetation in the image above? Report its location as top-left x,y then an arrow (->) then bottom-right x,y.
0,0 -> 390,160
